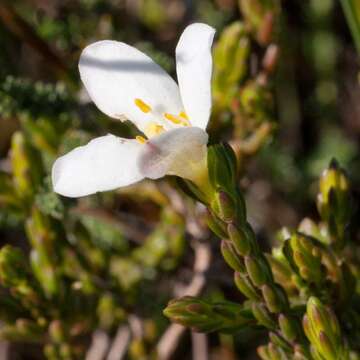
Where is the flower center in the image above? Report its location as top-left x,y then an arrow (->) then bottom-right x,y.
134,98 -> 190,143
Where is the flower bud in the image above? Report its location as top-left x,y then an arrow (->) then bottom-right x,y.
206,209 -> 228,238
221,240 -> 245,272
303,297 -> 346,360
265,254 -> 296,295
164,296 -> 254,333
319,160 -> 349,210
289,233 -> 322,284
269,332 -> 292,353
207,143 -> 237,192
245,256 -> 272,287
257,345 -> 271,360
234,272 -> 261,300
261,284 -> 288,313
268,342 -> 285,360
317,160 -> 352,249
251,302 -> 277,329
227,222 -> 251,256
278,314 -> 298,342
212,191 -> 236,222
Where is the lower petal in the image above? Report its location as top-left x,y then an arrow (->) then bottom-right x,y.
52,134 -> 144,197
138,127 -> 208,183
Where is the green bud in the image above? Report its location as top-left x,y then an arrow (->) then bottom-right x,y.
221,240 -> 245,272
289,233 -> 322,284
318,331 -> 337,358
266,254 -> 296,295
268,342 -> 286,360
212,191 -> 236,222
257,345 -> 271,360
245,256 -> 272,287
207,143 -> 238,193
251,302 -> 277,329
164,296 -> 254,333
293,344 -> 312,360
261,284 -> 287,313
278,314 -> 298,342
206,209 -> 228,238
269,332 -> 292,352
317,160 -> 352,248
234,272 -> 261,300
319,160 -> 349,211
228,222 -> 251,256
309,345 -> 327,360
303,297 -> 346,360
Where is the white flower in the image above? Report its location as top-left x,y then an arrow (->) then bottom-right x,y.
52,23 -> 215,197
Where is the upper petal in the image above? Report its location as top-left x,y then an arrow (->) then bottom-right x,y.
138,127 -> 208,182
176,23 -> 216,130
79,40 -> 183,134
52,134 -> 144,197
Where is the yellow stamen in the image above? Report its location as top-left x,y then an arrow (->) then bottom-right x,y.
134,98 -> 152,113
136,135 -> 147,144
164,112 -> 190,126
164,113 -> 182,124
179,111 -> 189,120
146,122 -> 165,137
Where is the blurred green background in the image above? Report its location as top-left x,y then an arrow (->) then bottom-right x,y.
0,0 -> 359,359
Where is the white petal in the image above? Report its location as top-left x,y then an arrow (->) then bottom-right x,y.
79,41 -> 183,134
176,23 -> 215,130
138,127 -> 208,182
52,134 -> 144,197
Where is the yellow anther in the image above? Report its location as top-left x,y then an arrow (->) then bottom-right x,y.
164,112 -> 190,126
164,113 -> 182,124
146,122 -> 165,137
179,111 -> 189,120
135,135 -> 147,144
134,98 -> 152,113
